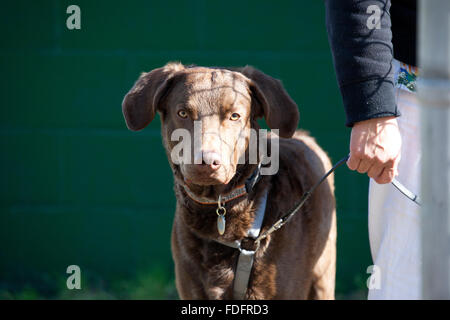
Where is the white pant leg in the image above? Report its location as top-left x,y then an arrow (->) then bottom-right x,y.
367,88 -> 422,300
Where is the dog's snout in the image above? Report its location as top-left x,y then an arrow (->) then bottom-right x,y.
200,151 -> 221,170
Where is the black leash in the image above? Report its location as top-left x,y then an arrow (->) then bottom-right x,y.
254,155 -> 421,247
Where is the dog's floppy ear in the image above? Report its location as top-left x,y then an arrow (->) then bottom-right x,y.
237,66 -> 299,138
122,62 -> 184,131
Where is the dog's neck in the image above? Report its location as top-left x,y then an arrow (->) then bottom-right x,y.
171,161 -> 269,242
174,163 -> 259,202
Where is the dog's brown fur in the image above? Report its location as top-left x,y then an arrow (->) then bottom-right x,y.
122,63 -> 336,299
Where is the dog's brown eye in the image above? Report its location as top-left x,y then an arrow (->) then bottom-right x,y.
230,113 -> 240,121
177,110 -> 188,119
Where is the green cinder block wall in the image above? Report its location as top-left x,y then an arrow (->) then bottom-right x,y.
0,0 -> 371,299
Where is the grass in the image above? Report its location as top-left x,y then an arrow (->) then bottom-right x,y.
0,266 -> 367,300
0,266 -> 178,300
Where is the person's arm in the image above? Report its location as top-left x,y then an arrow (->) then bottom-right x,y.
325,0 -> 398,126
325,0 -> 402,184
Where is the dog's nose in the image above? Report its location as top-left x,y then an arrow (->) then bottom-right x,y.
201,151 -> 221,170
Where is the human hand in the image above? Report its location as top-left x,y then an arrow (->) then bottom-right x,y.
347,116 -> 402,184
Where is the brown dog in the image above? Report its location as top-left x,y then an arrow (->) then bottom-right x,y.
122,63 -> 336,299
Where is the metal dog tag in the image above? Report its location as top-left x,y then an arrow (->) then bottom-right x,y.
217,214 -> 226,235
216,196 -> 226,235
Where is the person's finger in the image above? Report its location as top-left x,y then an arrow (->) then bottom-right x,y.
347,154 -> 361,171
377,166 -> 396,184
367,163 -> 384,180
374,167 -> 387,184
356,159 -> 372,173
